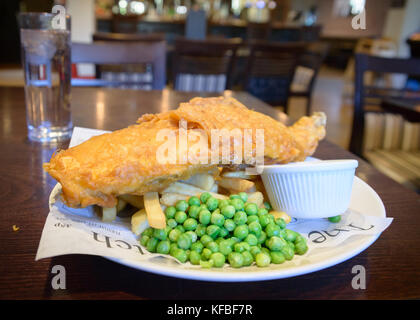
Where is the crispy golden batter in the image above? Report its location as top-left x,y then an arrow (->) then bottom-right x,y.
44,97 -> 326,208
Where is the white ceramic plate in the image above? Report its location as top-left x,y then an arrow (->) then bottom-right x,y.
103,176 -> 386,282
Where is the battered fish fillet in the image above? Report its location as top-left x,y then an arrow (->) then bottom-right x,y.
44,97 -> 326,208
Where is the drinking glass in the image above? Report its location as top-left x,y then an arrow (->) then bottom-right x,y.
18,12 -> 72,142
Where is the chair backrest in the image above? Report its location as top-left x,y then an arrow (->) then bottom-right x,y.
350,53 -> 420,156
243,41 -> 306,106
92,32 -> 166,42
246,22 -> 271,41
71,41 -> 166,90
172,37 -> 242,92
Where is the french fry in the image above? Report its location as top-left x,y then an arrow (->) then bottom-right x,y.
119,194 -> 144,209
131,209 -> 147,235
116,198 -> 127,212
270,211 -> 292,224
160,193 -> 189,206
222,171 -> 258,180
218,178 -> 255,192
143,192 -> 166,229
162,181 -> 228,200
247,192 -> 264,207
182,173 -> 215,191
102,206 -> 117,222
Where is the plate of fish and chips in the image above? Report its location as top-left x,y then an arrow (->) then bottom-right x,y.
44,97 -> 388,281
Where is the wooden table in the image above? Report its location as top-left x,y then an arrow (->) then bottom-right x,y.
1,87 -> 419,300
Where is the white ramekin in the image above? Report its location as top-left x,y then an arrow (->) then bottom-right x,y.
258,159 -> 358,219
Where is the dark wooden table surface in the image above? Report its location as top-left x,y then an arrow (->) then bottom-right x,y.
381,98 -> 420,122
1,86 -> 419,300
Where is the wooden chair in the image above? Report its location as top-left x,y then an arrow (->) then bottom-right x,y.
350,53 -> 420,191
289,42 -> 330,115
71,41 -> 166,90
172,37 -> 242,92
243,41 -> 306,112
246,22 -> 271,41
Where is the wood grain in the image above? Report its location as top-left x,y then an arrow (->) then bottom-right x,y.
0,87 -> 419,299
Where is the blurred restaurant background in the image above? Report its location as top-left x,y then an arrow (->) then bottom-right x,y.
1,0 -> 420,192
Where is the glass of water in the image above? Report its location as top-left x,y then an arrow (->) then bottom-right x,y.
18,12 -> 72,143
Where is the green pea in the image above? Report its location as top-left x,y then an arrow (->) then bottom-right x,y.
267,236 -> 287,251
185,231 -> 198,243
190,241 -> 204,253
228,252 -> 244,268
288,241 -> 295,252
206,241 -> 219,253
140,234 -> 150,246
233,224 -> 249,240
231,198 -> 245,211
258,208 -> 269,216
168,229 -> 181,242
219,239 -> 233,256
248,221 -> 262,236
156,240 -> 170,254
199,259 -> 214,268
275,218 -> 287,229
175,200 -> 189,212
265,223 -> 281,238
188,196 -> 201,207
295,240 -> 308,255
281,245 -> 295,261
200,192 -> 212,204
167,218 -> 177,229
175,225 -> 185,233
165,206 -> 176,219
211,252 -> 226,268
224,219 -> 236,231
234,211 -> 247,225
229,194 -> 241,200
255,252 -> 271,267
244,203 -> 258,215
247,215 -> 259,224
183,218 -> 198,231
244,234 -> 258,246
257,231 -> 267,244
199,209 -> 211,225
201,248 -> 212,260
175,211 -> 187,224
250,245 -> 261,258
328,215 -> 341,223
221,205 -> 236,218
270,251 -> 286,264
146,237 -> 158,253
206,225 -> 221,239
234,241 -> 250,253
238,192 -> 248,203
200,234 -> 213,246
211,211 -> 225,227
219,227 -> 229,238
284,229 -> 298,242
218,199 -> 229,209
177,234 -> 192,250
242,251 -> 254,266
259,215 -> 271,228
229,237 -> 240,244
261,247 -> 270,255
142,227 -> 154,237
188,205 -> 201,219
206,197 -> 219,211
189,251 -> 201,265
263,202 -> 272,211
195,224 -> 207,237
172,248 -> 188,263
153,228 -> 167,241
